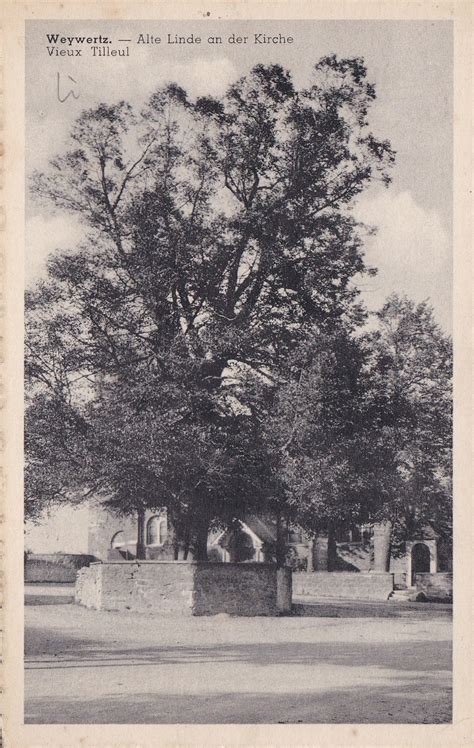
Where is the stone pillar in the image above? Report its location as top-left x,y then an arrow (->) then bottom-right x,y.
373,521 -> 392,571
430,541 -> 438,573
306,539 -> 314,572
275,512 -> 286,569
313,535 -> 329,570
277,567 -> 292,613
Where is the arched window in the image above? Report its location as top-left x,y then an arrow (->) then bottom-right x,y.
146,516 -> 167,546
111,531 -> 125,549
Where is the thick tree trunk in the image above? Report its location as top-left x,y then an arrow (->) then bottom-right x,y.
275,511 -> 287,569
164,513 -> 180,560
182,527 -> 191,560
165,511 -> 189,560
190,514 -> 211,561
136,507 -> 146,560
310,525 -> 338,571
227,532 -> 238,563
327,523 -> 338,571
192,530 -> 209,560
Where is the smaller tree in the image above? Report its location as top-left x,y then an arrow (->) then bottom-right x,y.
257,296 -> 452,572
361,295 -> 452,566
252,323 -> 369,568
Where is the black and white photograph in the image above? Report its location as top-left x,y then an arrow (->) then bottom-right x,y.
16,12 -> 460,732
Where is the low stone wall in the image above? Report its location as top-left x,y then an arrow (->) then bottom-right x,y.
76,562 -> 195,614
25,554 -> 97,583
393,572 -> 408,589
193,564 -> 280,616
415,572 -> 453,602
293,571 -> 394,601
75,561 -> 292,616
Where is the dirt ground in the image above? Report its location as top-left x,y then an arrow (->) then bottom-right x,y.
24,585 -> 452,724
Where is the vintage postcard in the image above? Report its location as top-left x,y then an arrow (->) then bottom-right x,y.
1,1 -> 472,746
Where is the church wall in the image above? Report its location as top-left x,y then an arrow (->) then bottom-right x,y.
87,506 -> 173,559
25,503 -> 172,561
26,502 -> 445,594
88,507 -> 138,559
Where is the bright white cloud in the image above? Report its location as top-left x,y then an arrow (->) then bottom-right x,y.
138,56 -> 238,99
354,190 -> 451,330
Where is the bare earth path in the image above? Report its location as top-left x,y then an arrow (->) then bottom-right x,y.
24,587 -> 452,724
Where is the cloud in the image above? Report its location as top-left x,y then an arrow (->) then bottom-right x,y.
27,56 -> 239,176
154,57 -> 238,98
25,58 -> 238,285
26,214 -> 84,286
353,190 -> 451,330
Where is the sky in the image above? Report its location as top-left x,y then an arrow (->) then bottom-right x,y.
26,19 -> 453,330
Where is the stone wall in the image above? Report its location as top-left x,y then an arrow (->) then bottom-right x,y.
75,561 -> 291,616
76,561 -> 195,614
25,553 -> 97,583
193,563 -> 282,616
293,571 -> 394,601
415,572 -> 453,602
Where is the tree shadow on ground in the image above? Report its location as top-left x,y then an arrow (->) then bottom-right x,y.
24,681 -> 453,724
292,601 -> 452,619
25,626 -> 452,674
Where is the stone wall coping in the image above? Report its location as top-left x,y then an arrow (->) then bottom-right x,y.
416,571 -> 453,577
89,560 -> 281,568
27,552 -> 96,559
293,571 -> 394,576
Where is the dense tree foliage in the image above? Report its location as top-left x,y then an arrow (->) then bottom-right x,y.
262,296 -> 452,567
362,295 -> 452,553
26,57 -> 407,558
